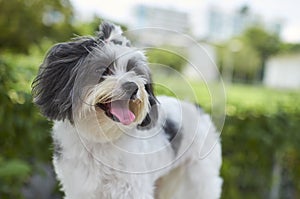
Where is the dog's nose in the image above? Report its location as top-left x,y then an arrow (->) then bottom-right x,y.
122,82 -> 138,99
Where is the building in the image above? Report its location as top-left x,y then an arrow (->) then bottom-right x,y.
129,4 -> 219,82
134,4 -> 189,33
207,5 -> 281,42
264,53 -> 300,89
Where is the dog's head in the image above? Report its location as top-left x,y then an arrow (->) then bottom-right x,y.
32,22 -> 158,141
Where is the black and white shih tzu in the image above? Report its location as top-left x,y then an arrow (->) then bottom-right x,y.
32,22 -> 222,199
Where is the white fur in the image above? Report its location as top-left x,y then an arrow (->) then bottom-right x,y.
52,96 -> 222,199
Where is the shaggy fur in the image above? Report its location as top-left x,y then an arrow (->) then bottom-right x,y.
32,22 -> 222,199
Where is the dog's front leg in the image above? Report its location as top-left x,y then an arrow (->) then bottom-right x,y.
53,158 -> 100,199
98,173 -> 155,199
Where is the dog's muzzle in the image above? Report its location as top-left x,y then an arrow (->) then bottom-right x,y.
97,82 -> 140,125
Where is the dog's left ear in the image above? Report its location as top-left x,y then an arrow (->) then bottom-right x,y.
32,38 -> 96,123
138,82 -> 159,130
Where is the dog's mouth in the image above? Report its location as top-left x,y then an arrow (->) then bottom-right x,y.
97,100 -> 137,125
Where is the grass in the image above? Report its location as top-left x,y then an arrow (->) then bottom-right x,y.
153,73 -> 300,116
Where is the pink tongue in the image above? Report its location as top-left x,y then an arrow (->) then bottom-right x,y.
110,100 -> 135,125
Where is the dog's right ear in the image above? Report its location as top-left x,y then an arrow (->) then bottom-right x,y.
32,38 -> 96,123
97,21 -> 131,46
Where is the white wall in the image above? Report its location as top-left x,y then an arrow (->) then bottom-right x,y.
264,54 -> 300,89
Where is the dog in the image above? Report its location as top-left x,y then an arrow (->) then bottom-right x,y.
32,22 -> 222,199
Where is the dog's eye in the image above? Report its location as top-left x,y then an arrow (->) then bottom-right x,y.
99,66 -> 114,82
127,64 -> 135,71
102,66 -> 113,76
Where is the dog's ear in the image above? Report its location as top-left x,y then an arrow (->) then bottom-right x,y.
32,38 -> 96,123
138,82 -> 159,130
97,21 -> 130,46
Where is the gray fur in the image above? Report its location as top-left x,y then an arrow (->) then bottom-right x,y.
162,119 -> 183,155
53,138 -> 63,160
97,22 -> 131,47
127,55 -> 151,79
32,38 -> 97,123
98,22 -> 115,41
122,82 -> 138,99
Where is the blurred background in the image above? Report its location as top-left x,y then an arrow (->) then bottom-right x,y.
0,0 -> 300,198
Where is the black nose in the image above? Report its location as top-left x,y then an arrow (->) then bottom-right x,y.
122,82 -> 138,100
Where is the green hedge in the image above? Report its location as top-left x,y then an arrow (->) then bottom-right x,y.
219,85 -> 300,199
0,53 -> 52,198
0,51 -> 299,198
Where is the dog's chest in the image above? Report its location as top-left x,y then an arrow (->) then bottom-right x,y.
87,131 -> 175,174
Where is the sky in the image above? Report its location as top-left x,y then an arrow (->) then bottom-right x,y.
71,0 -> 300,43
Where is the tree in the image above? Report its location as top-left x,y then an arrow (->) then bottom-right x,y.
0,0 -> 74,53
217,38 -> 261,83
243,27 -> 281,81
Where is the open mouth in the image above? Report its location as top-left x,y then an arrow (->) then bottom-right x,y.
96,100 -> 136,125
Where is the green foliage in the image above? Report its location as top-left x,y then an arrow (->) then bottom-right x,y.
217,39 -> 261,83
242,27 -> 281,80
220,85 -> 300,199
221,113 -> 300,199
217,26 -> 282,83
279,42 -> 300,54
74,16 -> 103,36
0,158 -> 31,198
73,16 -> 128,37
244,27 -> 281,60
0,0 -> 74,53
147,47 -> 187,72
0,52 -> 52,198
0,159 -> 31,178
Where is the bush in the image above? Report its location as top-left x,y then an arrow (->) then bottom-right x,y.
219,85 -> 300,199
222,111 -> 300,199
0,52 -> 52,199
